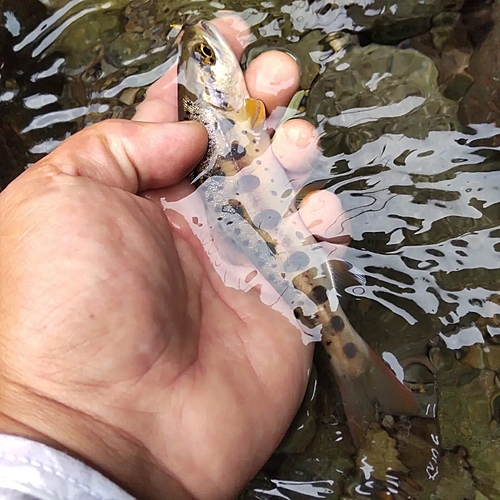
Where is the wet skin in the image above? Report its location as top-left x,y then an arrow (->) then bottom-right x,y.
0,16 -> 344,500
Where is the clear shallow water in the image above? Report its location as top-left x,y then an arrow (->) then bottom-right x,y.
1,0 -> 500,498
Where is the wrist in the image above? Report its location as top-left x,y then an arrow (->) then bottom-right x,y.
0,376 -> 193,500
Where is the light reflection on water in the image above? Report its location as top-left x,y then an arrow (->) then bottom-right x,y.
1,0 -> 500,498
311,128 -> 500,343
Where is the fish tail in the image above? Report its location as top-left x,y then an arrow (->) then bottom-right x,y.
323,321 -> 419,447
336,350 -> 419,447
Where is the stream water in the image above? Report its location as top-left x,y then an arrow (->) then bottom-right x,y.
1,0 -> 499,498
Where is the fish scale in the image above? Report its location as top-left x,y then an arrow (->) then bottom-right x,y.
177,20 -> 419,446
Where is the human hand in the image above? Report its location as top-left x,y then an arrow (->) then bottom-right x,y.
0,16 -> 345,500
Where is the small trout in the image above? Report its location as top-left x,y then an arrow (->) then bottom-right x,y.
177,21 -> 418,446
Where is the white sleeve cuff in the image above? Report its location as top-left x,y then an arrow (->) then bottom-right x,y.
0,434 -> 135,500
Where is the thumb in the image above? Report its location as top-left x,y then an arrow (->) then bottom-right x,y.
33,119 -> 207,193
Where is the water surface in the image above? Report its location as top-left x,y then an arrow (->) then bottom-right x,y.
1,0 -> 499,498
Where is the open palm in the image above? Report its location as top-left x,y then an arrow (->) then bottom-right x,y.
0,17 -> 342,500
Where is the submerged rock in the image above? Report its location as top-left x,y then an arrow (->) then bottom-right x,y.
459,0 -> 500,132
436,347 -> 500,498
433,451 -> 476,500
306,41 -> 461,157
405,11 -> 474,101
356,423 -> 408,480
281,0 -> 464,36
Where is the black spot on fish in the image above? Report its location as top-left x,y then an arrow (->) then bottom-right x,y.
243,240 -> 250,247
252,139 -> 257,144
266,241 -> 277,254
256,160 -> 262,165
253,209 -> 281,230
231,141 -> 246,160
242,129 -> 248,135
285,251 -> 311,273
222,200 -> 244,218
234,228 -> 241,235
342,342 -> 357,359
330,316 -> 345,332
311,285 -> 328,304
238,174 -> 260,192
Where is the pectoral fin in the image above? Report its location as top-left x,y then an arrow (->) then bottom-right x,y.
244,98 -> 266,127
327,259 -> 366,293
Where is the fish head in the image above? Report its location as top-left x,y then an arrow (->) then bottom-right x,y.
177,21 -> 247,111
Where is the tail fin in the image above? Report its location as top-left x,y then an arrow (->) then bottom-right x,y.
330,345 -> 419,448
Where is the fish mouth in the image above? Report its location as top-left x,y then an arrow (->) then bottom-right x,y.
198,21 -> 227,48
199,20 -> 217,37
199,20 -> 211,33
173,20 -> 215,45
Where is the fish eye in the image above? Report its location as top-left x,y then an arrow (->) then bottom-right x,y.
200,44 -> 213,57
193,43 -> 216,65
